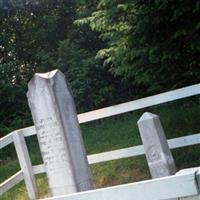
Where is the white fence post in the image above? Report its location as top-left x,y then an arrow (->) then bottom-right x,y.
137,112 -> 176,178
13,131 -> 38,200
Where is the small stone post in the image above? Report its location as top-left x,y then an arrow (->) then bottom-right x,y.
27,70 -> 93,196
137,112 -> 176,178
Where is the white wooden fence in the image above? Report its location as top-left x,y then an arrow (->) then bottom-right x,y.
0,83 -> 200,199
41,167 -> 200,200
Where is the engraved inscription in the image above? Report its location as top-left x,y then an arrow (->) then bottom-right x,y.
146,146 -> 161,162
36,116 -> 71,176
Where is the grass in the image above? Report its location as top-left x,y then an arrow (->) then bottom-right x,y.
1,174 -> 49,200
0,96 -> 200,199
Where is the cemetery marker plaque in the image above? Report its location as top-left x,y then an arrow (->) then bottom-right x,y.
27,70 -> 93,196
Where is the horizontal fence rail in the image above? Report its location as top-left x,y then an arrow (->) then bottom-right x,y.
41,168 -> 200,200
0,132 -> 14,149
0,170 -> 23,196
88,133 -> 200,164
78,83 -> 200,123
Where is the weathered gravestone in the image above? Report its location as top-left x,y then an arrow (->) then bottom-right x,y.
137,112 -> 176,178
27,70 -> 93,196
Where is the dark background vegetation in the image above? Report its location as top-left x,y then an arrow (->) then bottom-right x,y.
0,0 -> 200,135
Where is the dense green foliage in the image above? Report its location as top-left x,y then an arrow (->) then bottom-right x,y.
77,0 -> 200,92
0,0 -> 200,134
0,0 -> 132,134
0,0 -> 75,133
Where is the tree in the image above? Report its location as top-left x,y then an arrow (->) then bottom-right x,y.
0,0 -> 75,134
77,0 -> 200,93
0,0 -> 133,135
